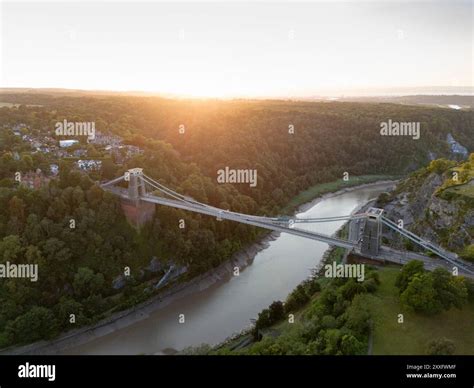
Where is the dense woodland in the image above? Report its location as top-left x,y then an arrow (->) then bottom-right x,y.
0,93 -> 472,347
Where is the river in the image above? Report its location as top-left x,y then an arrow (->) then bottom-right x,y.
65,182 -> 393,355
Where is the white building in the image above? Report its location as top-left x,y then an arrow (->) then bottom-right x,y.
59,139 -> 79,148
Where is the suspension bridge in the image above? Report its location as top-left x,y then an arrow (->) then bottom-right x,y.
101,168 -> 474,277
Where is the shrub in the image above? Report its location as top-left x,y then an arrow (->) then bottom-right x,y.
426,338 -> 455,355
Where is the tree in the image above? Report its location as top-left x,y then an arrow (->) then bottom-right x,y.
395,260 -> 425,294
340,280 -> 366,301
73,267 -> 105,298
426,338 -> 455,355
285,284 -> 310,313
344,295 -> 371,336
341,334 -> 366,355
55,297 -> 86,327
8,307 -> 59,344
431,268 -> 467,310
8,196 -> 26,234
268,301 -> 285,323
255,308 -> 272,330
322,328 -> 342,355
0,235 -> 23,263
321,315 -> 337,329
400,273 -> 440,314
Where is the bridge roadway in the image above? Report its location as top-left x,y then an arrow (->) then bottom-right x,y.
368,246 -> 474,279
107,186 -> 356,249
142,193 -> 358,249
107,186 -> 474,278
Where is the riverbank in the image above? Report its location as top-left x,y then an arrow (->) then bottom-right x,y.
285,175 -> 398,213
1,231 -> 279,355
1,178 -> 397,355
295,179 -> 397,213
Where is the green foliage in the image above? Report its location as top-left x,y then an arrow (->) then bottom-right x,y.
341,334 -> 366,355
7,307 -> 59,344
255,301 -> 285,331
343,294 -> 372,336
400,273 -> 440,314
431,268 -> 467,310
0,94 -> 472,349
460,245 -> 474,262
427,159 -> 456,174
285,284 -> 311,313
73,267 -> 105,298
240,271 -> 381,355
395,260 -> 425,294
399,266 -> 468,315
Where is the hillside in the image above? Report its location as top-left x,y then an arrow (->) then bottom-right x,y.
377,155 -> 474,258
0,93 -> 472,349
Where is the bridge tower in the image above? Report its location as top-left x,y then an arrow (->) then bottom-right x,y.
360,207 -> 383,256
127,168 -> 147,204
121,168 -> 155,227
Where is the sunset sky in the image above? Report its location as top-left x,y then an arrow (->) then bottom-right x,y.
1,0 -> 472,97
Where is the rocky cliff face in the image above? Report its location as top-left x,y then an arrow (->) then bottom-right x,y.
378,170 -> 473,253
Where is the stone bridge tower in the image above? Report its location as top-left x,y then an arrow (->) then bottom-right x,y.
360,207 -> 383,256
121,168 -> 156,227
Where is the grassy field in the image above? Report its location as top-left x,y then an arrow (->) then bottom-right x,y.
366,266 -> 474,355
283,174 -> 398,213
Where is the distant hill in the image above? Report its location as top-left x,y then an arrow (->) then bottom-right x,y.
340,95 -> 474,109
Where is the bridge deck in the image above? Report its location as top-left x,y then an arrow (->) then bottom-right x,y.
102,176 -> 474,277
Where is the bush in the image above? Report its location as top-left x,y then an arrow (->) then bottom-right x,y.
255,301 -> 285,330
363,278 -> 378,293
303,278 -> 321,296
342,295 -> 372,336
268,301 -> 285,323
341,334 -> 366,355
340,280 -> 366,301
428,159 -> 456,174
460,245 -> 474,262
285,284 -> 310,313
321,315 -> 337,329
8,307 -> 59,344
426,338 -> 455,355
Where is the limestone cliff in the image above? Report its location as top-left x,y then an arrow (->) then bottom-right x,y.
376,157 -> 474,255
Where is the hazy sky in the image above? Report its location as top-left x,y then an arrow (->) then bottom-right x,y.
1,1 -> 472,97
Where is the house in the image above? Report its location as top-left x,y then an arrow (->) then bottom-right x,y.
73,149 -> 87,157
91,131 -> 122,147
59,139 -> 79,148
76,159 -> 102,171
